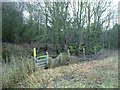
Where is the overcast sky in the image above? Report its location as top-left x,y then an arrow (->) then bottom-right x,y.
21,0 -> 120,26
1,0 -> 120,4
113,0 -> 120,6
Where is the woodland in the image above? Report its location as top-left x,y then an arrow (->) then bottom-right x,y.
1,1 -> 119,88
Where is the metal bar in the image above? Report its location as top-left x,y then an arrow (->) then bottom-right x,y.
46,52 -> 49,66
37,55 -> 47,58
36,61 -> 46,65
37,64 -> 46,68
36,59 -> 46,62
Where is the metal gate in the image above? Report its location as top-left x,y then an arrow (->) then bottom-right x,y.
33,48 -> 49,68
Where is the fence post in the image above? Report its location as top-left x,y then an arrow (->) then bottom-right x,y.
67,49 -> 70,57
33,48 -> 36,59
46,52 -> 49,67
83,47 -> 86,59
94,46 -> 96,55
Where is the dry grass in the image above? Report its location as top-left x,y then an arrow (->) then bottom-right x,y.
1,56 -> 37,88
17,50 -> 118,88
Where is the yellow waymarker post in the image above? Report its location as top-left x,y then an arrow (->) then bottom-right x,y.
33,48 -> 36,58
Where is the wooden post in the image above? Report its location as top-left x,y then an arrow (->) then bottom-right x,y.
33,48 -> 36,59
83,47 -> 86,59
94,46 -> 96,55
67,49 -> 70,57
46,52 -> 49,66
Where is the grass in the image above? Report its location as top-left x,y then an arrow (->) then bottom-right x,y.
1,56 -> 37,88
16,50 -> 118,88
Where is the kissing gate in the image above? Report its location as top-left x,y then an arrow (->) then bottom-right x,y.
33,48 -> 49,68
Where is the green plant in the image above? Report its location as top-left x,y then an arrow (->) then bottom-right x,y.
2,49 -> 11,63
68,45 -> 76,55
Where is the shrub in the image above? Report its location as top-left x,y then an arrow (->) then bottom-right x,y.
2,49 -> 11,63
68,45 -> 76,55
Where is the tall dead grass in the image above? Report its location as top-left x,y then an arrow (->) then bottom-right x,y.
2,55 -> 36,88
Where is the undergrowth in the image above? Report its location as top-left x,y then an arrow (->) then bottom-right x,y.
17,51 -> 118,88
2,56 -> 36,88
